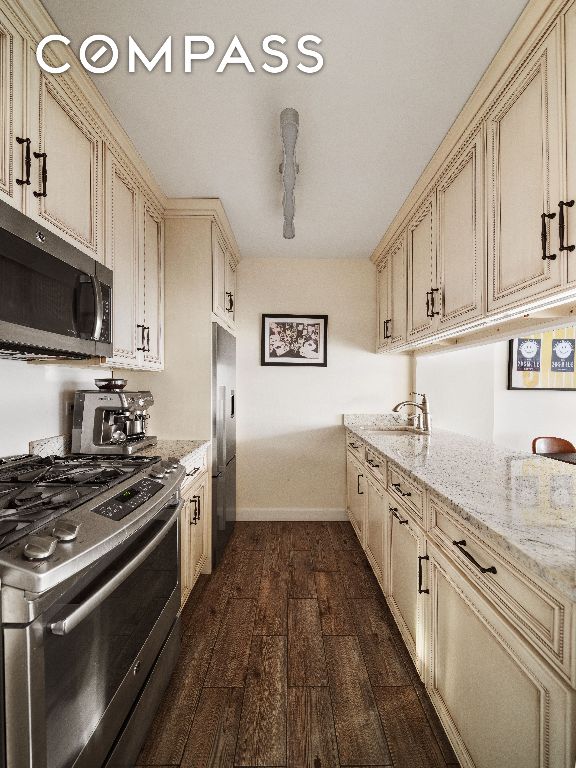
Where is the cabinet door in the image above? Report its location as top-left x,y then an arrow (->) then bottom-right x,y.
436,131 -> 484,329
428,544 -> 575,768
365,476 -> 386,586
486,27 -> 562,311
407,196 -> 436,340
346,454 -> 366,545
191,479 -> 207,579
104,151 -> 141,367
388,233 -> 407,347
377,261 -> 390,349
564,2 -> 576,284
27,62 -> 103,261
212,224 -> 227,321
0,10 -> 25,211
388,504 -> 427,674
225,256 -> 237,326
142,202 -> 164,369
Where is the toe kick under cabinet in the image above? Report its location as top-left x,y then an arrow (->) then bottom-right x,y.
345,432 -> 576,768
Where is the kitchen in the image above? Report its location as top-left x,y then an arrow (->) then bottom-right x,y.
0,0 -> 574,766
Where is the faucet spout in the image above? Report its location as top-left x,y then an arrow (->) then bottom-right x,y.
391,393 -> 431,434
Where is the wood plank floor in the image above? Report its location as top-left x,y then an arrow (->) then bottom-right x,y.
137,521 -> 460,768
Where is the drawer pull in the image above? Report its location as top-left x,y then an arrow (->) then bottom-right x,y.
357,474 -> 364,495
391,481 -> 411,498
453,539 -> 497,575
390,507 -> 408,524
186,467 -> 200,478
16,137 -> 31,186
418,554 -> 429,594
367,458 -> 380,468
541,211 -> 557,260
559,200 -> 575,253
33,151 -> 48,198
349,442 -> 360,450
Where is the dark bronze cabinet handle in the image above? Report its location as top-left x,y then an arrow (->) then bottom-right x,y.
186,467 -> 200,478
348,442 -> 360,450
429,288 -> 439,317
226,292 -> 234,312
418,554 -> 429,594
136,323 -> 146,351
33,151 -> 47,198
383,319 -> 392,339
145,326 -> 151,353
390,507 -> 408,524
425,291 -> 432,318
559,201 -> 575,253
16,137 -> 31,186
366,458 -> 380,468
357,474 -> 364,495
541,212 -> 557,260
391,481 -> 411,498
190,495 -> 201,524
452,539 -> 497,575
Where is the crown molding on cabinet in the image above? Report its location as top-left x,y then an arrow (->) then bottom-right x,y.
164,197 -> 241,266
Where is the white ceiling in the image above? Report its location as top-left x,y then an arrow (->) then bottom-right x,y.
41,0 -> 528,259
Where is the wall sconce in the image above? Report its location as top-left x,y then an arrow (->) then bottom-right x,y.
279,108 -> 299,239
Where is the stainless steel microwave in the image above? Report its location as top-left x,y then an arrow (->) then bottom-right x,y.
0,201 -> 112,359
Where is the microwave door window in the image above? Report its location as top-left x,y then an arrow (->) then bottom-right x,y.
0,227 -> 84,338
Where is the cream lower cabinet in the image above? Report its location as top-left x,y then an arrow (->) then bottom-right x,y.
365,474 -> 386,586
105,148 -> 164,371
346,452 -> 366,545
180,471 -> 208,608
427,542 -> 575,768
387,498 -> 428,675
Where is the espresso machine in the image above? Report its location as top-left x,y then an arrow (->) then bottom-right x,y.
71,378 -> 158,455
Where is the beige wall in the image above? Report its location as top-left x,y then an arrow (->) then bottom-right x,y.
415,340 -> 576,452
236,258 -> 411,519
0,360 -> 110,456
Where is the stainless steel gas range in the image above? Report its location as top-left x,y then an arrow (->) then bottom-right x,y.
0,453 -> 184,768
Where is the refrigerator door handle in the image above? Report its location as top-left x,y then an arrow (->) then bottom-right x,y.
231,389 -> 235,419
218,385 -> 227,470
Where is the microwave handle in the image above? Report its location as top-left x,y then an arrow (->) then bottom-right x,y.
90,274 -> 104,341
48,501 -> 182,637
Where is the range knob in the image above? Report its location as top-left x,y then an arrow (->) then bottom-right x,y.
149,467 -> 165,479
52,520 -> 81,542
23,535 -> 57,561
166,457 -> 180,469
160,461 -> 175,474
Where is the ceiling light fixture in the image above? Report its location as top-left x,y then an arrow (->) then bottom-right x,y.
279,108 -> 299,239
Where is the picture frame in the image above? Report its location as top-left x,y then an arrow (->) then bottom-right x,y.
261,314 -> 328,367
508,327 -> 576,391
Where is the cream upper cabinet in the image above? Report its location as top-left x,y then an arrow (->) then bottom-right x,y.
105,148 -> 164,371
563,1 -> 576,284
486,25 -> 562,312
427,543 -> 574,768
0,9 -> 25,211
105,152 -> 140,368
141,202 -> 164,370
436,130 -> 484,329
387,501 -> 428,675
212,222 -> 237,330
407,196 -> 436,341
346,453 -> 366,545
376,260 -> 390,349
378,234 -> 407,349
26,57 -> 103,262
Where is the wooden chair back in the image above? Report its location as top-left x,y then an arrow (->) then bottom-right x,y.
532,436 -> 576,455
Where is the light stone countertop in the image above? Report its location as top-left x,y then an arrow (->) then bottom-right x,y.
344,415 -> 576,601
138,439 -> 210,468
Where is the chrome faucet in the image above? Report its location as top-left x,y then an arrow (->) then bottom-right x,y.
392,392 -> 431,434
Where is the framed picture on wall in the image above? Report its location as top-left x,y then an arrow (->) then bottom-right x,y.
261,314 -> 328,366
508,327 -> 576,390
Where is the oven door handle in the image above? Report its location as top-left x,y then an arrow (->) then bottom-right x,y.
49,501 -> 182,637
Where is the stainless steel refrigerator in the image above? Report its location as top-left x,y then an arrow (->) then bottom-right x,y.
212,323 -> 236,565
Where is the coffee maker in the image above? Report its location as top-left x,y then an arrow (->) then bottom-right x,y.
71,382 -> 157,455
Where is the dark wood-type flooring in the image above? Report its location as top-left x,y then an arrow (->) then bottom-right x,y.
137,521 -> 460,768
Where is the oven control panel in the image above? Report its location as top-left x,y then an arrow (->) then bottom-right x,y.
93,478 -> 164,521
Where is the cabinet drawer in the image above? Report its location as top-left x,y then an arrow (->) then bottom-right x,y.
429,493 -> 571,682
346,434 -> 365,462
365,448 -> 385,485
387,464 -> 424,523
181,452 -> 208,490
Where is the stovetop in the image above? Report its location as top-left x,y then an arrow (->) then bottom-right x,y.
0,453 -> 161,550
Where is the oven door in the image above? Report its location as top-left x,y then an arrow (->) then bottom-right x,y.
4,501 -> 181,768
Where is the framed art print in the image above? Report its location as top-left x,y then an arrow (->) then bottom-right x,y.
508,327 -> 576,390
261,314 -> 328,366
